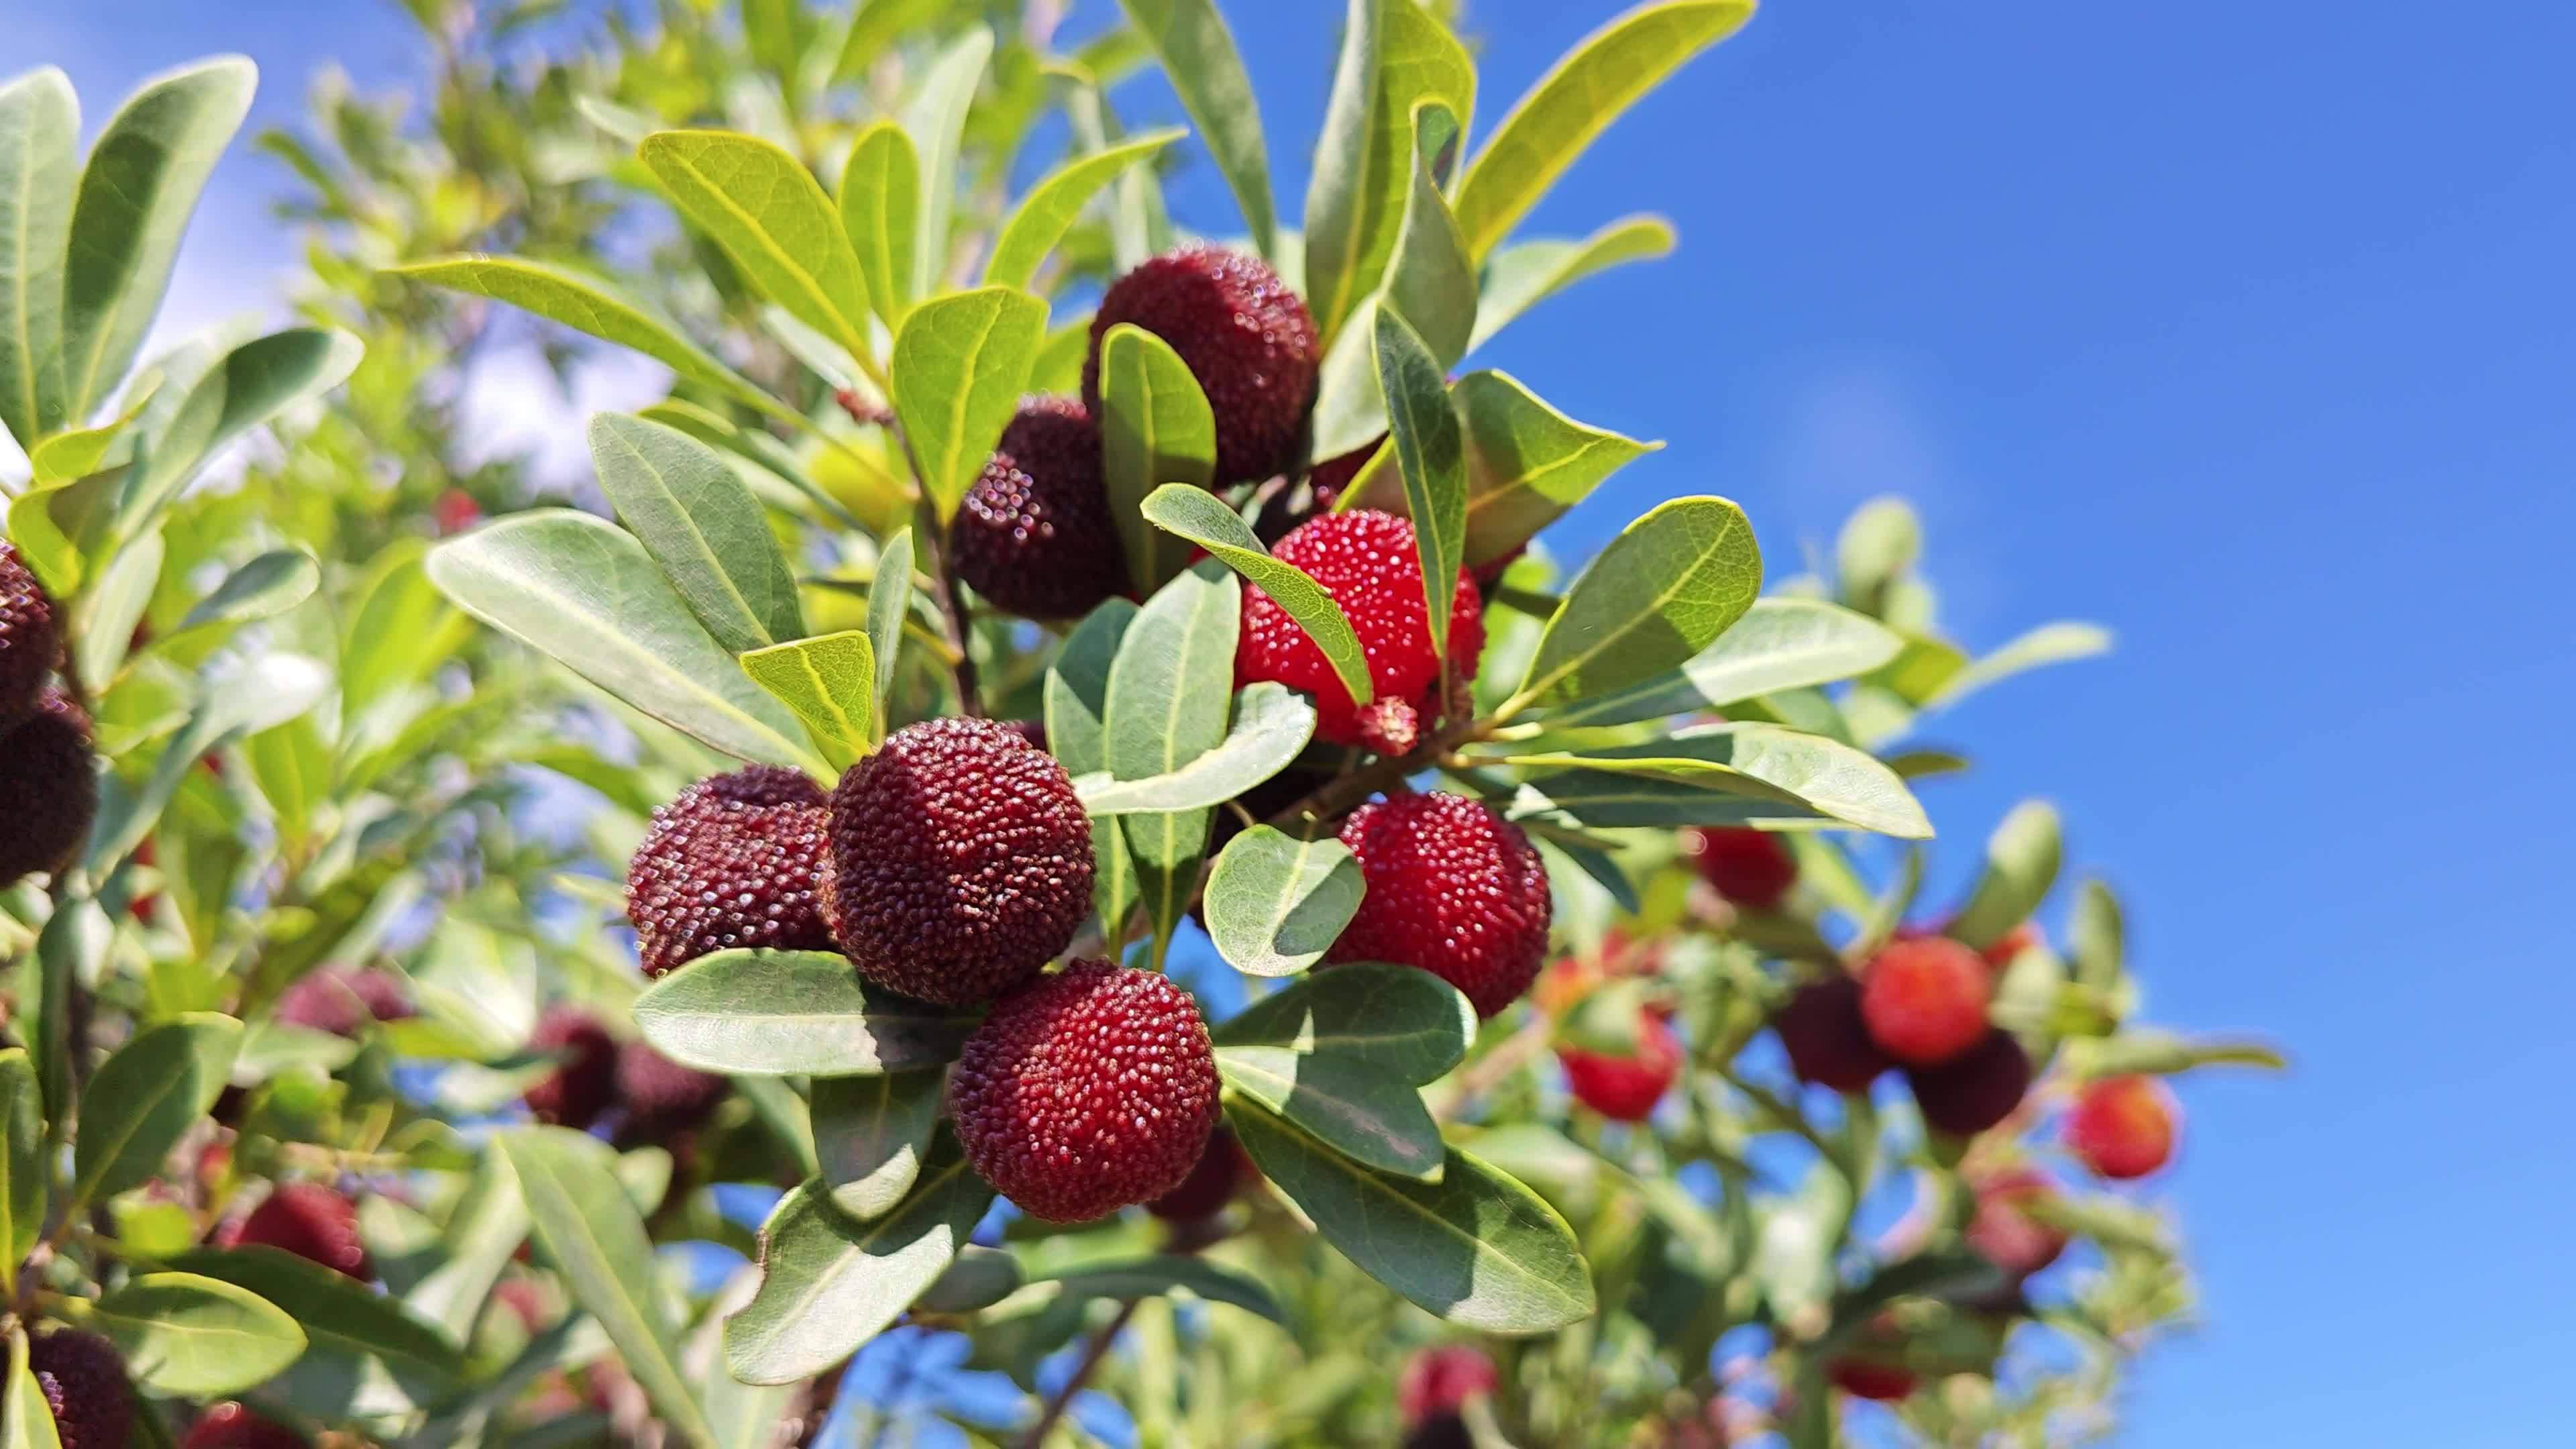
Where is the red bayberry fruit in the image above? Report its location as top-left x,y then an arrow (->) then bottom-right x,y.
1860,936 -> 1992,1067
1399,1346 -> 1499,1424
626,766 -> 835,979
1558,1010 -> 1684,1122
1964,1167 -> 2071,1278
273,968 -> 414,1037
1082,245 -> 1320,485
0,690 -> 97,886
1827,1358 -> 1917,1402
949,960 -> 1221,1222
1327,793 -> 1552,1018
0,541 -> 58,731
181,1403 -> 307,1449
28,1330 -> 132,1449
1978,921 -> 2041,971
1772,976 -> 1890,1093
433,489 -> 483,536
524,1007 -> 620,1130
215,1182 -> 373,1281
948,398 -> 1128,620
1238,511 -> 1485,755
1688,827 -> 1798,911
2065,1074 -> 2180,1179
822,718 -> 1094,1006
1907,1029 -> 2033,1138
1145,1124 -> 1252,1222
615,1039 -> 728,1132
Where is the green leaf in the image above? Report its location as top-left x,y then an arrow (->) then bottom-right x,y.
70,1013 -> 239,1212
1513,496 -> 1762,710
498,1128 -> 716,1445
1212,965 -> 1461,1179
590,413 -> 804,655
341,540 -> 460,714
58,56 -> 256,417
84,653 -> 330,871
1548,599 -> 1904,729
915,1246 -> 1024,1315
1116,0 -> 1277,259
427,509 -> 818,771
1305,0 -> 1477,346
1047,601 -> 1143,938
1925,621 -> 2114,710
1505,723 -> 1933,839
839,121 -> 918,327
986,129 -> 1184,291
1230,1102 -> 1593,1332
1032,1256 -> 1285,1326
171,549 -> 318,637
88,1272 -> 304,1395
123,328 -> 364,533
1375,308 -> 1468,665
900,26 -> 993,297
2068,1030 -> 2288,1079
890,285 -> 1047,518
25,384 -> 152,484
404,1140 -> 532,1342
384,257 -> 784,421
813,1069 -> 944,1222
739,631 -> 875,769
633,949 -> 978,1077
2070,878 -> 2125,996
835,0 -> 946,82
1452,1 -> 1754,260
163,1245 -> 466,1381
70,525 -> 160,689
1469,215 -> 1676,353
1097,325 -> 1217,598
1453,370 -> 1658,569
1835,495 -> 1919,613
2,1326 -> 62,1449
1379,105 -> 1478,368
0,1051 -> 40,1265
1949,801 -> 2062,949
863,528 -> 914,728
1073,682 -> 1314,816
1201,827 -> 1363,978
3,475 -> 112,596
1109,564 -> 1240,965
1062,79 -> 1173,272
0,67 -> 76,447
1139,485 -> 1371,706
724,1138 -> 993,1386
641,129 -> 873,358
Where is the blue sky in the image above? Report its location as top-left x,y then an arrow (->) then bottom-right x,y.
11,1 -> 2575,1443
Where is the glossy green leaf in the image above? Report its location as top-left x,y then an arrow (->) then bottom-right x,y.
164,1245 -> 465,1381
591,413 -> 803,655
634,949 -> 979,1077
0,66 -> 76,446
1513,496 -> 1762,710
84,652 -> 329,871
3,475 -> 111,596
641,129 -> 871,357
1497,723 -> 1932,839
1949,800 -> 2062,949
813,1069 -> 944,1222
724,1138 -> 992,1385
1375,307 -> 1468,665
498,1128 -> 715,1444
427,510 -> 818,770
891,285 -> 1046,518
1202,826 -> 1363,978
1116,0 -> 1277,258
123,328 -> 363,533
89,1271 -> 304,1395
839,120 -> 918,326
1214,977 -> 1453,1180
1453,370 -> 1658,568
900,26 -> 992,297
25,384 -> 151,483
171,549 -> 317,637
1927,621 -> 2114,710
1098,325 -> 1216,597
1048,601 -> 1143,938
2,1326 -> 62,1449
1230,1103 -> 1594,1332
1470,215 -> 1676,353
1073,682 -> 1313,816
70,1013 -> 239,1211
341,540 -> 462,714
1835,495 -> 1920,613
1140,484 -> 1371,704
1110,564 -> 1238,963
2068,1030 -> 2288,1079
1548,598 -> 1904,728
834,0 -> 945,82
1212,963 -> 1473,1085
402,1150 -> 530,1344
59,56 -> 255,417
1034,1256 -> 1285,1326
739,631 -> 875,769
1305,0 -> 1477,345
1452,1 -> 1754,260
863,528 -> 913,727
986,129 -> 1184,291
1381,104 -> 1478,367
0,1051 -> 40,1265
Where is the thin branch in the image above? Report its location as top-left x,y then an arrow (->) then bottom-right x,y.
1020,1299 -> 1137,1448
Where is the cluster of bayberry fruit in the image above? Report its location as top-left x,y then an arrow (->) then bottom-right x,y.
0,542 -> 99,890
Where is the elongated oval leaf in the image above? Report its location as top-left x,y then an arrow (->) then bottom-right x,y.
1212,963 -> 1474,1085
1116,0 -> 1277,258
1549,598 -> 1904,728
1381,105 -> 1478,368
812,1069 -> 944,1222
986,129 -> 1184,291
1514,496 -> 1761,710
71,1013 -> 239,1211
740,631 -> 873,769
1048,601 -> 1143,938
172,549 -> 317,637
1203,826 -> 1364,978
1453,371 -> 1658,568
1376,309 -> 1468,662
839,121 -> 918,326
0,67 -> 76,445
902,26 -> 993,297
427,510 -> 816,770
863,529 -> 914,724
1949,800 -> 2063,948
1073,682 -> 1313,816
164,1246 -> 466,1381
641,129 -> 872,357
1500,723 -> 1932,839
1469,215 -> 1676,354
124,328 -> 364,532
1230,1102 -> 1594,1332
1305,0 -> 1477,346
1109,564 -> 1238,961
1098,325 -> 1217,596
891,286 -> 1046,517
0,1051 -> 40,1265
3,1326 -> 62,1449
1033,1256 -> 1285,1325
1926,622 -> 2114,710
590,413 -> 804,654
1141,486 -> 1371,708
1452,1 -> 1754,260
89,1271 -> 305,1395
634,949 -> 978,1077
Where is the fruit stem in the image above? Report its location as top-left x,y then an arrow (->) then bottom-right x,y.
1020,1297 -> 1138,1448
897,447 -> 984,718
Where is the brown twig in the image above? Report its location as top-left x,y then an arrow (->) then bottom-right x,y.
1020,1299 -> 1137,1448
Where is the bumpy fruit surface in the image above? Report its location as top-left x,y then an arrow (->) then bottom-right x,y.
616,1039 -> 728,1130
216,1181 -> 374,1281
824,718 -> 1093,1006
1907,1029 -> 2033,1137
2065,1074 -> 2180,1179
1964,1167 -> 2071,1277
1827,1358 -> 1918,1402
182,1403 -> 307,1449
274,968 -> 414,1037
1238,511 -> 1485,754
0,690 -> 97,885
28,1330 -> 132,1449
0,541 -> 58,730
1688,826 -> 1799,911
1398,1346 -> 1499,1424
1082,245 -> 1320,485
1145,1124 -> 1252,1222
1773,976 -> 1892,1092
1327,793 -> 1552,1018
1558,1010 -> 1684,1122
524,1007 -> 620,1130
1860,935 -> 1992,1066
626,765 -> 835,978
948,398 -> 1128,620
949,960 -> 1220,1222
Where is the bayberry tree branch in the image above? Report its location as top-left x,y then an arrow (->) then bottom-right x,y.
1020,1297 -> 1138,1448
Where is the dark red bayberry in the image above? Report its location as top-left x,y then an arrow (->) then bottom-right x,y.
1328,793 -> 1552,1019
215,1181 -> 373,1281
2066,1074 -> 2180,1180
0,541 -> 58,731
626,765 -> 835,979
1860,935 -> 1992,1067
28,1330 -> 132,1449
1145,1124 -> 1252,1223
616,1039 -> 728,1133
823,718 -> 1093,1006
1907,1029 -> 2033,1138
1558,1010 -> 1684,1122
1827,1358 -> 1917,1402
1773,976 -> 1893,1093
1398,1345 -> 1499,1424
0,690 -> 97,886
181,1403 -> 307,1449
1082,246 -> 1320,486
1964,1167 -> 2071,1279
948,398 -> 1129,621
524,1007 -> 619,1130
949,960 -> 1221,1222
1238,511 -> 1485,755
1688,827 -> 1798,912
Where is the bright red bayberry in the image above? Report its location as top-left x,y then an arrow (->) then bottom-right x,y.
215,1181 -> 374,1281
0,690 -> 98,887
1399,1345 -> 1499,1424
948,397 -> 1128,620
28,1330 -> 132,1449
1860,935 -> 1992,1067
1145,1125 -> 1253,1222
1964,1167 -> 2071,1278
1908,1030 -> 2033,1138
949,960 -> 1222,1222
626,765 -> 836,978
182,1403 -> 307,1449
1688,826 -> 1798,912
1327,793 -> 1552,1018
1827,1358 -> 1917,1402
1772,975 -> 1892,1093
823,718 -> 1093,1006
1558,1010 -> 1684,1122
0,541 -> 58,730
1978,921 -> 2041,971
524,1007 -> 620,1130
2065,1074 -> 2180,1179
1082,245 -> 1320,485
1238,511 -> 1485,755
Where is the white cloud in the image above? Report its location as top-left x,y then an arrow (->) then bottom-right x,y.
456,343 -> 678,493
